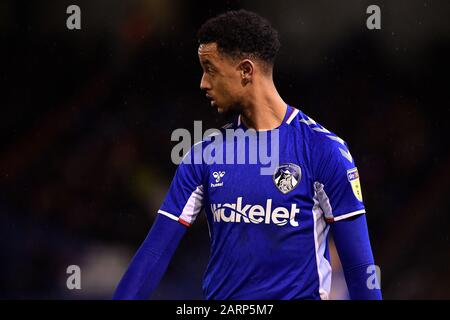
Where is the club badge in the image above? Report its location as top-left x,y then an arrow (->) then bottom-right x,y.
273,163 -> 301,194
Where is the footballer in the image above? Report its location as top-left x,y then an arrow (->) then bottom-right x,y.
113,10 -> 382,300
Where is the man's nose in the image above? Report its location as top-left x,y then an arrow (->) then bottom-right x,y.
200,73 -> 211,91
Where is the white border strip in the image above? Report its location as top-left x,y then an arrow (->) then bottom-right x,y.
286,108 -> 299,124
179,185 -> 204,225
158,209 -> 179,222
332,209 -> 366,222
312,194 -> 332,300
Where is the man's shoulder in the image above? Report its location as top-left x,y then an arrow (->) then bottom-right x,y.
289,108 -> 352,159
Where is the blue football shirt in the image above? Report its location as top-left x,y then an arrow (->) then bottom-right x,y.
158,105 -> 366,300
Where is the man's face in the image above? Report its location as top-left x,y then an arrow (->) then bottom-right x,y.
198,43 -> 245,114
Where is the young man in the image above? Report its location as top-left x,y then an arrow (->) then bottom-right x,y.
113,10 -> 382,300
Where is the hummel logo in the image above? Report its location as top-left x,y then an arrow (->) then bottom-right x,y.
213,171 -> 225,182
211,171 -> 225,188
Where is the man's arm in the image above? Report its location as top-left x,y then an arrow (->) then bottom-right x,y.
113,143 -> 205,299
113,214 -> 187,300
330,214 -> 382,300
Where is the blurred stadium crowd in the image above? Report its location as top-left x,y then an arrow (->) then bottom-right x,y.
1,0 -> 449,299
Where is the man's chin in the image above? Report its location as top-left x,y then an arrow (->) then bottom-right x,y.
211,101 -> 223,113
216,106 -> 226,114
213,104 -> 240,123
215,104 -> 228,115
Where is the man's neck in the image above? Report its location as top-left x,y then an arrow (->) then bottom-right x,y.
240,81 -> 287,131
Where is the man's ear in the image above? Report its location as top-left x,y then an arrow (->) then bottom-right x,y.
238,59 -> 254,85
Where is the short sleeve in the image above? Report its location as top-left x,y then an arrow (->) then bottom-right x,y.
158,146 -> 205,227
313,137 -> 366,223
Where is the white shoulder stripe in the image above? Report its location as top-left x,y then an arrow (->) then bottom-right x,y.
312,127 -> 331,134
326,135 -> 345,146
299,113 -> 354,163
339,147 -> 353,163
300,117 -> 317,126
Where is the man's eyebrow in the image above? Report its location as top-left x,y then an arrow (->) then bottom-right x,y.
201,59 -> 217,70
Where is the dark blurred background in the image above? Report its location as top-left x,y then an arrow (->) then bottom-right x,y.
1,0 -> 449,299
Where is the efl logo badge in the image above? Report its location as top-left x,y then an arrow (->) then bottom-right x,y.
273,163 -> 301,194
347,168 -> 363,202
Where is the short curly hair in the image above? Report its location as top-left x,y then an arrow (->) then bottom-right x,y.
197,10 -> 281,68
